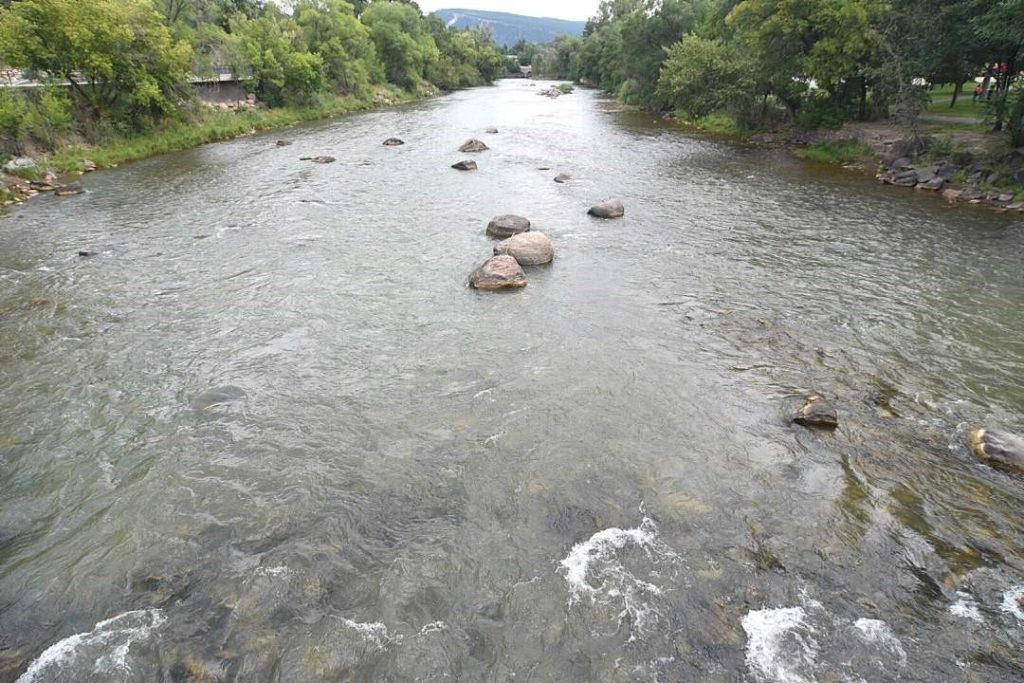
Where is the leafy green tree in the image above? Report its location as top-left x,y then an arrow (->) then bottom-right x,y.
231,8 -> 327,106
657,35 -> 757,122
295,0 -> 383,94
0,0 -> 192,124
361,0 -> 438,90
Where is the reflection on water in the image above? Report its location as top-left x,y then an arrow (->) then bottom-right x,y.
1,80 -> 1023,681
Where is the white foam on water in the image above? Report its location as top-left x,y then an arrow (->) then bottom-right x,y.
255,565 -> 290,577
741,606 -> 818,683
18,609 -> 166,683
852,618 -> 907,665
949,592 -> 984,623
338,618 -> 397,649
419,621 -> 447,635
1001,585 -> 1024,623
558,515 -> 679,641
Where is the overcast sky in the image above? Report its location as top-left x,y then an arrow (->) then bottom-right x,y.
416,1 -> 600,21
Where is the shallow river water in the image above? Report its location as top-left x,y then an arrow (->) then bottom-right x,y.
1,80 -> 1023,682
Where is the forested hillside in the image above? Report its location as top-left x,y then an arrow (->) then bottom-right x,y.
433,8 -> 585,48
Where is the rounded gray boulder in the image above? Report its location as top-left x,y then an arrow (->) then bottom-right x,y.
469,255 -> 527,290
588,199 -> 625,218
486,214 -> 531,238
493,231 -> 554,265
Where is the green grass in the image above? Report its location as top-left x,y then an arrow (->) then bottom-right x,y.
794,140 -> 871,164
558,82 -> 575,94
924,83 -> 988,120
672,112 -> 746,138
40,85 -> 422,174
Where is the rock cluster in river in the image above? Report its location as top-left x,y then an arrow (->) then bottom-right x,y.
1,163 -> 87,206
876,139 -> 1024,213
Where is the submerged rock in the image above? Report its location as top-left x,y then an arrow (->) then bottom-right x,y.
493,231 -> 554,265
300,155 -> 336,164
588,199 -> 625,219
383,138 -> 405,146
970,429 -> 1024,473
793,395 -> 838,430
452,160 -> 478,171
459,138 -> 489,153
554,174 -> 571,184
485,127 -> 499,134
486,214 -> 531,238
275,140 -> 293,147
469,255 -> 527,290
54,183 -> 84,196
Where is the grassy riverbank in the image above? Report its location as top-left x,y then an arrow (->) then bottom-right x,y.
40,85 -> 428,174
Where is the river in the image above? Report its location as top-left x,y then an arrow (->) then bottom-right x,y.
1,80 -> 1023,682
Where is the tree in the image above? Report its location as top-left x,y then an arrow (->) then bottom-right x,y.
231,7 -> 326,106
361,0 -> 438,90
295,0 -> 383,94
0,0 -> 192,124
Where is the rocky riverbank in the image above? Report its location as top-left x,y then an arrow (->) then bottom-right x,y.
786,123 -> 1024,214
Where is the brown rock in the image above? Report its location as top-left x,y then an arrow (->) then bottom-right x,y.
793,395 -> 838,430
459,139 -> 489,153
82,159 -> 97,172
970,429 -> 1024,473
486,214 -> 531,238
588,199 -> 625,219
54,183 -> 84,197
941,188 -> 963,203
493,231 -> 554,265
276,140 -> 293,147
469,255 -> 527,290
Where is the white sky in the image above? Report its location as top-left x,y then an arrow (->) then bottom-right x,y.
416,1 -> 600,21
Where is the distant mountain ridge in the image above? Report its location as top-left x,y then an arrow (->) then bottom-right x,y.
432,9 -> 586,48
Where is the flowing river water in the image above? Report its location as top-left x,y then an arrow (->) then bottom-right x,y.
1,80 -> 1023,682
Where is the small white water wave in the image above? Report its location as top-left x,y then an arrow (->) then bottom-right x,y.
17,609 -> 166,683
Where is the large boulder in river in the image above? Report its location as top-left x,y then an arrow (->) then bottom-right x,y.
792,395 -> 838,430
452,160 -> 478,171
383,138 -> 405,146
486,214 -> 531,238
493,231 -> 554,265
970,429 -> 1024,473
459,139 -> 489,153
469,255 -> 527,290
588,200 -> 625,219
